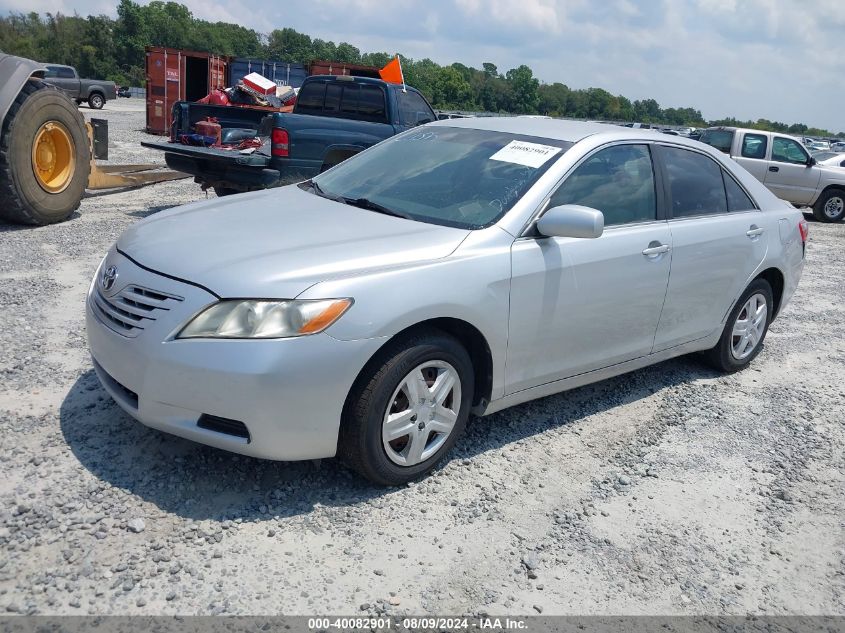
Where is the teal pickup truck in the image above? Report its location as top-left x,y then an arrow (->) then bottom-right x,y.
142,75 -> 436,196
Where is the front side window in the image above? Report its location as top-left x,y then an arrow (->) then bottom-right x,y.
660,146 -> 728,217
311,127 -> 572,229
548,144 -> 656,226
741,133 -> 768,159
772,137 -> 809,164
398,91 -> 435,127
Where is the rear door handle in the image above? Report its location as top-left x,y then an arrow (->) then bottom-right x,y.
746,225 -> 765,238
642,243 -> 670,257
768,166 -> 779,172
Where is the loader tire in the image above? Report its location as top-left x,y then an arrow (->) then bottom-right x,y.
0,79 -> 90,225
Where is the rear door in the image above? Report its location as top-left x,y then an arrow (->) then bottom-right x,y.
652,144 -> 768,352
763,136 -> 821,205
732,131 -> 769,182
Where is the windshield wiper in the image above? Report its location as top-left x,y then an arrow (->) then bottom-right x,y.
302,179 -> 345,203
342,197 -> 413,220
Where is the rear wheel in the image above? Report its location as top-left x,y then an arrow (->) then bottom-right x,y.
703,279 -> 773,372
0,79 -> 90,225
812,188 -> 845,223
88,93 -> 104,110
339,329 -> 474,486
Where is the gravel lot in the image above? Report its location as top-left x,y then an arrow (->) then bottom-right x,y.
0,101 -> 843,616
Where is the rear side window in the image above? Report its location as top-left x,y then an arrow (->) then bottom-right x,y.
296,82 -> 326,113
549,144 -> 656,226
56,67 -> 75,78
741,133 -> 768,159
699,129 -> 735,154
722,171 -> 757,212
660,146 -> 728,217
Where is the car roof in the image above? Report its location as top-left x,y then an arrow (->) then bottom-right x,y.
428,116 -> 706,148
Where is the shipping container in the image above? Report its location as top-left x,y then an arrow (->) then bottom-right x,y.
228,58 -> 307,90
145,46 -> 228,135
308,60 -> 381,79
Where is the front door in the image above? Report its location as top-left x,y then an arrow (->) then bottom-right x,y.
507,143 -> 671,393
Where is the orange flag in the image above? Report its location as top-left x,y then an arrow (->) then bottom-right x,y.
379,55 -> 404,88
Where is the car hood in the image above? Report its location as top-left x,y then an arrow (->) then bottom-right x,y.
117,186 -> 471,298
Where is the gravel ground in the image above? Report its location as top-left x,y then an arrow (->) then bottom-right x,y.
0,101 -> 843,616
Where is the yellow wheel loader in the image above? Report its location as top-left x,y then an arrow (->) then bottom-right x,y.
0,53 -> 186,226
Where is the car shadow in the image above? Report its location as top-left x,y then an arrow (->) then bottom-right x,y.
60,357 -> 718,523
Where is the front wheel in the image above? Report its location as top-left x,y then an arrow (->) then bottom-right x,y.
703,279 -> 773,372
339,329 -> 474,486
812,188 -> 845,223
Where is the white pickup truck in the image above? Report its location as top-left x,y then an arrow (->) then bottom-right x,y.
699,127 -> 845,222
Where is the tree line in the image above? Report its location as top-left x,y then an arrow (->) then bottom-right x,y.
1,0 -> 841,137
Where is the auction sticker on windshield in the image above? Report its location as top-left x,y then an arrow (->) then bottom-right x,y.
489,140 -> 562,168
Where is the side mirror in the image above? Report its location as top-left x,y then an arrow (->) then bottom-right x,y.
807,156 -> 817,166
536,204 -> 604,239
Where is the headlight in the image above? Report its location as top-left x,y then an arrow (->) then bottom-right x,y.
177,298 -> 352,339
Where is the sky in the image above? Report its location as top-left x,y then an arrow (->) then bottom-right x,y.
2,0 -> 843,131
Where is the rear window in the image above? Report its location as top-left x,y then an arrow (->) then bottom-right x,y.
294,80 -> 387,123
699,129 -> 735,154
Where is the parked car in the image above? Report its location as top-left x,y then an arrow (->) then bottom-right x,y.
87,119 -> 807,485
817,153 -> 845,168
142,75 -> 436,196
831,142 -> 845,152
699,127 -> 845,222
117,87 -> 132,98
42,64 -> 117,110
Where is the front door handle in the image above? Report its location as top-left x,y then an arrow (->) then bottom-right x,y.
746,225 -> 765,238
642,243 -> 670,257
769,165 -> 779,172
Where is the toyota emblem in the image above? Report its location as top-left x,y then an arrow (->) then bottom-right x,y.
101,265 -> 118,292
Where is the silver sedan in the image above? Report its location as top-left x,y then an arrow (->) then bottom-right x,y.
86,118 -> 807,485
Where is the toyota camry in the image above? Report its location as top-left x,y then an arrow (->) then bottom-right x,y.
86,118 -> 807,485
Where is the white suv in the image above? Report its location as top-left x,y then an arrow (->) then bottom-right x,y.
699,127 -> 845,222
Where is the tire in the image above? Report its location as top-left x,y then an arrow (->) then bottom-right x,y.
703,278 -> 773,373
213,186 -> 239,197
75,99 -> 83,106
87,93 -> 105,109
0,79 -> 90,226
812,188 -> 845,223
338,328 -> 474,486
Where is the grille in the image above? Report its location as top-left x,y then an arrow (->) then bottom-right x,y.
93,284 -> 183,337
197,414 -> 251,441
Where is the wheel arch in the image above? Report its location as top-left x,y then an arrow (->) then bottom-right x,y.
345,317 -> 494,414
814,184 -> 845,205
755,267 -> 785,318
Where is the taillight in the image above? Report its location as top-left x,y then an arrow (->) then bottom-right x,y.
798,218 -> 809,243
271,128 -> 289,157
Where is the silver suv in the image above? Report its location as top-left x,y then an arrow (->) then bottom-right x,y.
699,127 -> 845,222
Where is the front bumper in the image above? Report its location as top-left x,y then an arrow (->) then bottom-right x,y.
85,249 -> 385,460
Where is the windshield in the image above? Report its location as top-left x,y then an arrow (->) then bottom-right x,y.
308,127 -> 573,229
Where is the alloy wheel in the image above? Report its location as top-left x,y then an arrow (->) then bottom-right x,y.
730,293 -> 767,360
823,196 -> 844,220
382,360 -> 461,467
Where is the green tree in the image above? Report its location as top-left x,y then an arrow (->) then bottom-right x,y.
505,64 -> 539,114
